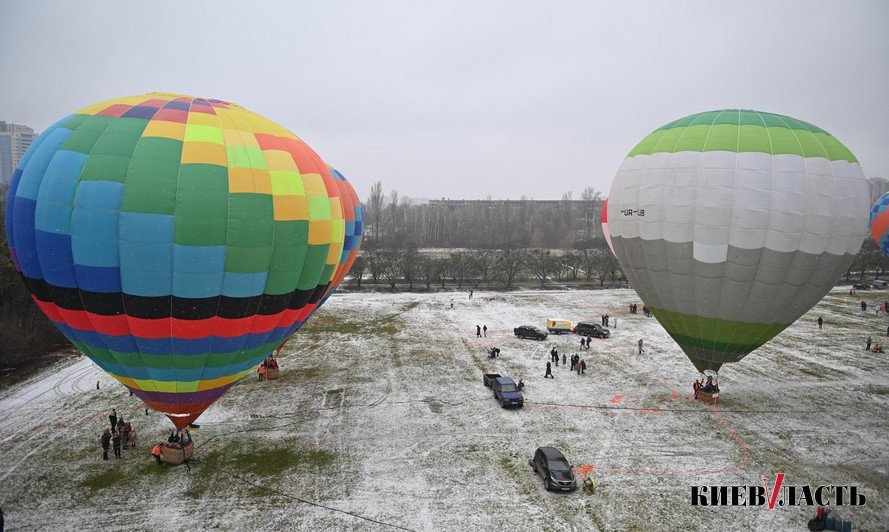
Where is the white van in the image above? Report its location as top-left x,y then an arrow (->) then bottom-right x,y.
873,280 -> 888,290
546,319 -> 573,334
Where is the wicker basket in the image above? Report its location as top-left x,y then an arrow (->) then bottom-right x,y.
161,442 -> 194,465
265,367 -> 280,380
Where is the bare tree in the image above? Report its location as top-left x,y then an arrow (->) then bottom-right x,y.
495,249 -> 525,289
529,249 -> 552,287
447,251 -> 470,288
367,181 -> 384,243
419,255 -> 444,289
399,245 -> 419,290
348,254 -> 366,288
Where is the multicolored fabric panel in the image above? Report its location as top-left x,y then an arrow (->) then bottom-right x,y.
608,109 -> 869,373
869,193 -> 889,256
4,93 -> 362,428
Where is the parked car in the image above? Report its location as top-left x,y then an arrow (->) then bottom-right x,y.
853,283 -> 870,291
873,279 -> 889,289
514,325 -> 548,340
529,446 -> 577,491
546,319 -> 573,334
492,377 -> 524,408
573,322 -> 610,339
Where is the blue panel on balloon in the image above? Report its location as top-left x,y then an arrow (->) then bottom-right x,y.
35,230 -> 77,288
171,245 -> 225,299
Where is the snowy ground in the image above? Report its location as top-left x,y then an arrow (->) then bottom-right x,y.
0,288 -> 887,531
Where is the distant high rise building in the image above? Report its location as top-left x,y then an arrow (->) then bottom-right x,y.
0,121 -> 38,185
867,177 -> 889,204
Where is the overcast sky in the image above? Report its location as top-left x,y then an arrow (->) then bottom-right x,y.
1,0 -> 886,200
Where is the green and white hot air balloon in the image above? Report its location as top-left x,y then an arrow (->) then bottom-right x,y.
608,110 -> 869,373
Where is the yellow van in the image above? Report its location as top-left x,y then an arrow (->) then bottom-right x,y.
546,319 -> 573,335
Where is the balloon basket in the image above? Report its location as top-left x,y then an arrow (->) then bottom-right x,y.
265,367 -> 280,380
694,390 -> 718,405
160,442 -> 194,465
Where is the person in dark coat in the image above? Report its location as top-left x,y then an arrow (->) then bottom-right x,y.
483,325 -> 487,337
101,429 -> 111,460
550,347 -> 558,363
562,353 -> 566,365
112,431 -> 122,459
476,325 -> 481,338
817,316 -> 823,329
638,339 -> 645,354
109,409 -> 117,432
861,300 -> 867,312
580,359 -> 587,374
544,362 -> 554,379
580,337 -> 585,350
866,336 -> 872,351
585,336 -> 592,349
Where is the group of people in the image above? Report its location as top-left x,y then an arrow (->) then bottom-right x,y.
600,314 -> 611,327
628,303 -> 652,317
487,347 -> 501,358
866,336 -> 885,353
257,355 -> 279,381
544,347 -> 587,377
578,336 -> 593,349
476,324 -> 488,337
693,376 -> 718,398
150,429 -> 194,464
166,428 -> 193,449
100,408 -> 136,460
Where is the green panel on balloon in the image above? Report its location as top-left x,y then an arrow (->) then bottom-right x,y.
652,307 -> 788,354
173,164 -> 229,246
225,193 -> 274,273
264,220 -> 308,295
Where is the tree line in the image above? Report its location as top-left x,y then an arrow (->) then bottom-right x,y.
2,181 -> 889,362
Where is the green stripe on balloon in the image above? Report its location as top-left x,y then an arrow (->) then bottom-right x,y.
629,110 -> 856,162
651,306 -> 790,354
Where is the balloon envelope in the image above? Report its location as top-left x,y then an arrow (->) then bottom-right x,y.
4,93 -> 361,427
869,192 -> 889,256
601,197 -> 615,257
608,109 -> 869,372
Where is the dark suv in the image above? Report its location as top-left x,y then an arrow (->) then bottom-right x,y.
514,325 -> 548,340
529,446 -> 577,491
574,322 -> 610,339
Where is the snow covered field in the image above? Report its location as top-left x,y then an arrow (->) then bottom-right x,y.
0,288 -> 887,531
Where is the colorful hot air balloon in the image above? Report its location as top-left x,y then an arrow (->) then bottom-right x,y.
4,93 -> 362,428
601,197 -> 615,256
274,167 -> 364,354
608,109 -> 869,373
869,192 -> 889,256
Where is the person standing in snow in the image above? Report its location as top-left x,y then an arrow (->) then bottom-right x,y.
580,358 -> 587,375
483,325 -> 487,337
579,337 -> 585,350
861,300 -> 867,312
866,336 -> 873,351
101,429 -> 111,461
638,339 -> 644,354
476,325 -> 481,338
817,316 -> 823,329
544,362 -> 554,379
112,431 -> 122,459
562,353 -> 566,366
109,409 -> 117,432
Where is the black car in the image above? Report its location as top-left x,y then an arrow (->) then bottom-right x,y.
514,325 -> 548,340
530,446 -> 577,491
574,322 -> 610,339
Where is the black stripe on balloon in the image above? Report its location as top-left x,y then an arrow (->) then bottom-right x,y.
20,276 -> 318,320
